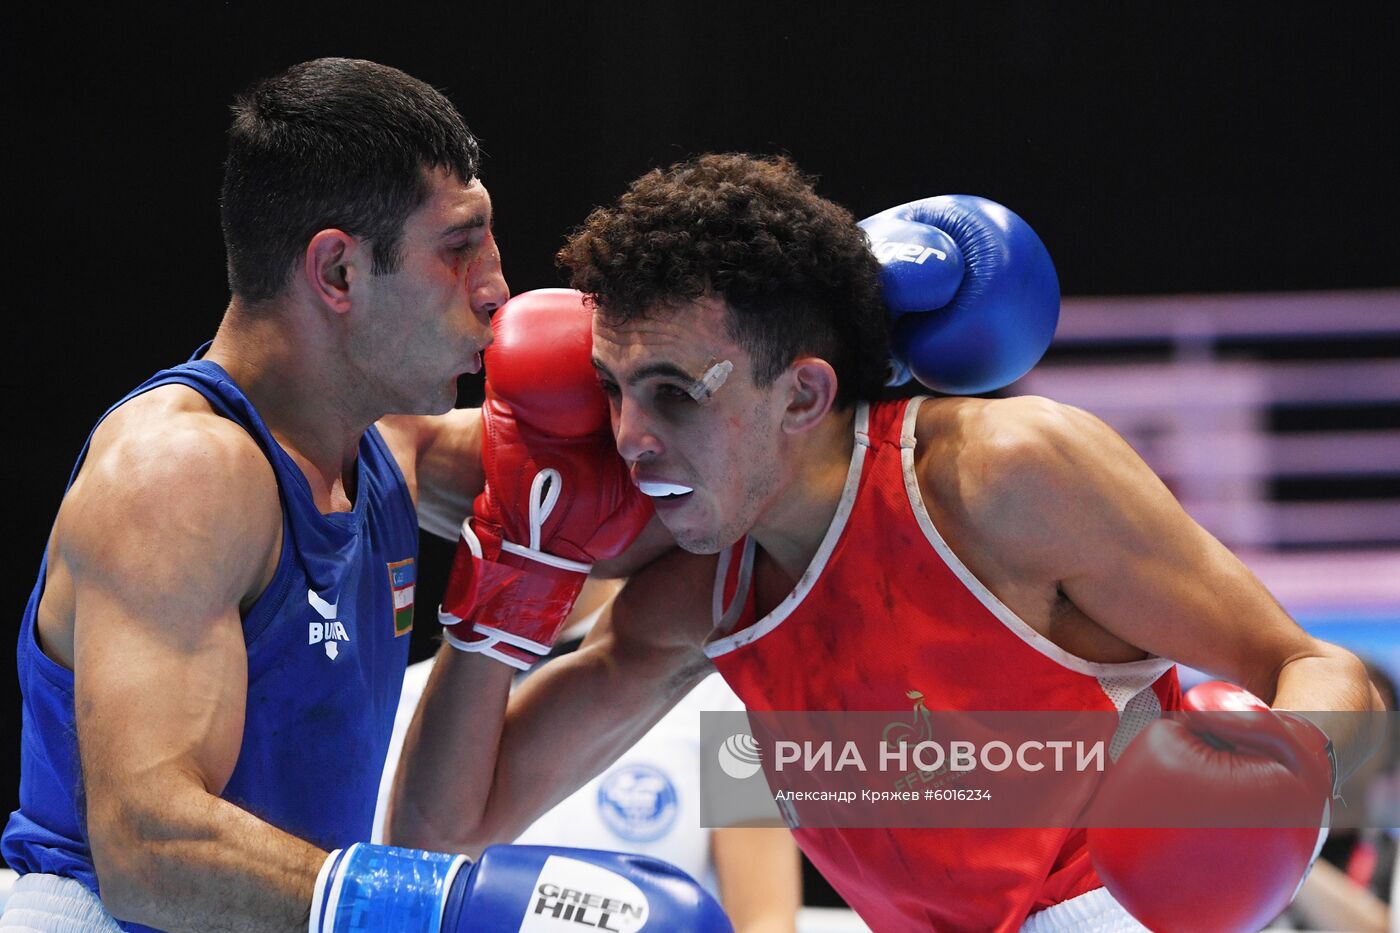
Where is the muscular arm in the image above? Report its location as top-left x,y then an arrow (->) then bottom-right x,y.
712,828 -> 802,933
378,409 -> 485,540
388,547 -> 715,854
947,397 -> 1380,773
66,414 -> 324,932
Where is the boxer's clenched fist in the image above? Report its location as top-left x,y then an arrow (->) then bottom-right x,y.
439,289 -> 653,668
1088,681 -> 1334,933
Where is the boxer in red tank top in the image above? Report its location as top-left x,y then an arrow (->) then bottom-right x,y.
702,395 -> 1181,930
455,154 -> 1379,933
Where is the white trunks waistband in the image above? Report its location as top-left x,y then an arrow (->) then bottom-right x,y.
1019,886 -> 1150,933
0,873 -> 122,933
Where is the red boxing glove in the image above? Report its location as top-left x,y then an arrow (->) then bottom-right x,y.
1087,681 -> 1334,933
438,289 -> 653,669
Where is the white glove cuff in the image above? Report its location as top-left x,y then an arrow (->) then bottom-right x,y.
440,624 -> 536,671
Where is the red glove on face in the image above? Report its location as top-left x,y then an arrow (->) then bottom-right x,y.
438,289 -> 653,669
1087,681 -> 1335,933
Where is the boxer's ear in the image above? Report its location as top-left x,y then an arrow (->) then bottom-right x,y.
780,357 -> 838,435
304,229 -> 362,314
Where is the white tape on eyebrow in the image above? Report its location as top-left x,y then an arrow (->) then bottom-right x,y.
686,359 -> 733,403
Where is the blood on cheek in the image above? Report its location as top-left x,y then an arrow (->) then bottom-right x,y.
448,248 -> 472,281
446,241 -> 482,281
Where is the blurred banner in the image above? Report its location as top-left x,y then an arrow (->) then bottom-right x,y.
702,709 -> 1399,830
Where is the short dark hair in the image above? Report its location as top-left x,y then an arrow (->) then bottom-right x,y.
221,58 -> 480,302
557,154 -> 889,407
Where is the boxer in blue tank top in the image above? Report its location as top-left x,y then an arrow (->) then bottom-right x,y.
0,59 -> 508,931
4,354 -> 421,899
1,57 -> 731,932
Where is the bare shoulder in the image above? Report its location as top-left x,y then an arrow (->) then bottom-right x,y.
57,385 -> 281,600
911,395 -> 1144,558
377,409 -> 483,463
377,409 -> 485,530
914,395 -> 1120,501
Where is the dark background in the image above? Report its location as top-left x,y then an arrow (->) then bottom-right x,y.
3,1 -> 1396,883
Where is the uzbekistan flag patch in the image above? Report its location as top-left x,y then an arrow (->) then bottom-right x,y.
387,558 -> 416,636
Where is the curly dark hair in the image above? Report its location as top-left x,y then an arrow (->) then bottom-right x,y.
557,154 -> 889,407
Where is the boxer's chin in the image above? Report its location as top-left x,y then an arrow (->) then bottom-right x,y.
657,512 -> 721,555
658,497 -> 747,556
672,534 -> 727,556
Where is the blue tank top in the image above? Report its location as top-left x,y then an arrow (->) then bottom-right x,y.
3,354 -> 420,931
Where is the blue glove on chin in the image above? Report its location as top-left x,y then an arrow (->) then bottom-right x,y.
859,195 -> 1059,395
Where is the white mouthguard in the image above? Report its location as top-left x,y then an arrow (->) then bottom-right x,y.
637,481 -> 695,498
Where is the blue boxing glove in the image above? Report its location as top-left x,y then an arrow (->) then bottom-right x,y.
310,842 -> 733,933
859,195 -> 1059,395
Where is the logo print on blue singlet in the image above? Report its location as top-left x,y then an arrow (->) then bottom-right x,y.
597,764 -> 679,843
307,588 -> 350,661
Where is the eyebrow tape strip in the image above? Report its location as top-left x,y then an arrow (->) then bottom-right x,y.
687,359 -> 734,403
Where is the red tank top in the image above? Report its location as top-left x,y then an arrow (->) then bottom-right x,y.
706,397 -> 1181,932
